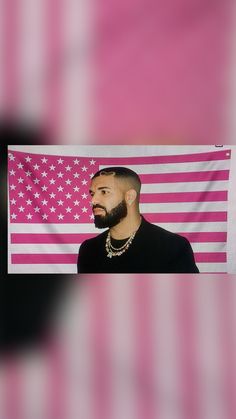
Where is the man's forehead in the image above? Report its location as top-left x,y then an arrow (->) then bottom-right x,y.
91,174 -> 123,189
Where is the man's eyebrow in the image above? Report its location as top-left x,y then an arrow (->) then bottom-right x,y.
89,186 -> 111,193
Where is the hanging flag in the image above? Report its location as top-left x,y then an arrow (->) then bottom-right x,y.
8,148 -> 231,273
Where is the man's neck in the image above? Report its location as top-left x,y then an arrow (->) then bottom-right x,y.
109,213 -> 142,240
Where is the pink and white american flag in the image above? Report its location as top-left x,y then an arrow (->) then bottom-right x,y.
8,147 -> 231,273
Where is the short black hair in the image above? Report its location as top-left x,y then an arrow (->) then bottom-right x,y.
92,166 -> 141,193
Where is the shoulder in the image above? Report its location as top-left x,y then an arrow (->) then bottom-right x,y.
79,229 -> 108,252
141,217 -> 187,244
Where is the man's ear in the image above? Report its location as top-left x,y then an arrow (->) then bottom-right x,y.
125,189 -> 137,206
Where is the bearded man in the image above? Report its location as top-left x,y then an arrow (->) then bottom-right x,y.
77,167 -> 199,273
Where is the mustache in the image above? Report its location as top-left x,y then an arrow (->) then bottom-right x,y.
92,205 -> 106,211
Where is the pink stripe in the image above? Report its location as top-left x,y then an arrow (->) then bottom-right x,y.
140,170 -> 230,184
218,284 -> 236,418
3,360 -> 23,419
140,190 -> 227,203
143,212 -> 227,223
100,150 -> 230,165
11,233 -> 97,244
2,0 -> 19,113
12,252 -> 227,265
12,253 -> 77,264
179,232 -> 227,243
194,252 -> 226,263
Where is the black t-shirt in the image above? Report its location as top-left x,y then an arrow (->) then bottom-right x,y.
77,217 -> 199,274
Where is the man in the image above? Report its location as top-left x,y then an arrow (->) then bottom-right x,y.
77,167 -> 199,273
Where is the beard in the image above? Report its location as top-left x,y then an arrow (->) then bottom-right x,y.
93,199 -> 128,228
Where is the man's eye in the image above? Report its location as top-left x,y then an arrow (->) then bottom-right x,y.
101,190 -> 108,195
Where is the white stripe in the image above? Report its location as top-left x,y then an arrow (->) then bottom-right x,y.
156,222 -> 227,233
101,160 -> 230,174
140,201 -> 227,213
9,221 -> 228,234
9,223 -> 102,233
197,263 -> 227,273
60,0 -> 91,144
18,0 -> 44,120
8,264 -> 78,274
141,180 -> 229,193
8,145 -> 232,156
109,279 -> 136,419
10,242 -> 227,254
20,354 -> 49,419
8,263 -> 227,274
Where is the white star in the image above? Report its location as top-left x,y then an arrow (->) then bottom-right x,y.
17,177 -> 24,184
73,186 -> 80,192
33,164 -> 40,170
90,214 -> 94,220
65,165 -> 72,171
58,213 -> 64,220
17,162 -> 24,169
18,206 -> 25,212
26,213 -> 33,220
65,179 -> 72,185
89,173 -> 94,179
82,166 -> 88,172
34,192 -> 40,199
49,178 -> 56,185
82,179 -> 88,185
26,199 -> 32,205
73,172 -> 80,179
66,193 -> 72,199
57,171 -> 64,178
73,159 -> 80,165
50,206 -> 56,213
57,185 -> 64,192
57,200 -> 64,206
82,206 -> 88,213
18,191 -> 24,198
49,192 -> 56,199
34,206 -> 40,213
42,214 -> 48,220
26,185 -> 32,191
41,185 -> 48,192
41,199 -> 48,206
89,159 -> 96,165
33,178 -> 40,184
41,157 -> 48,164
25,170 -> 32,177
9,170 -> 16,176
57,158 -> 64,165
66,207 -> 72,213
50,164 -> 56,171
10,184 -> 16,190
74,213 -> 80,220
25,156 -> 32,163
8,153 -> 15,161
73,200 -> 80,206
41,171 -> 47,178
11,213 -> 17,220
82,193 -> 88,199
10,198 -> 16,205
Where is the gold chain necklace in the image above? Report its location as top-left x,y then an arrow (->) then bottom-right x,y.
105,230 -> 137,258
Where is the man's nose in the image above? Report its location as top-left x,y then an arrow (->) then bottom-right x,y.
91,195 -> 98,206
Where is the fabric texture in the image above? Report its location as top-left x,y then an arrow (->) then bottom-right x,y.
78,216 -> 199,273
